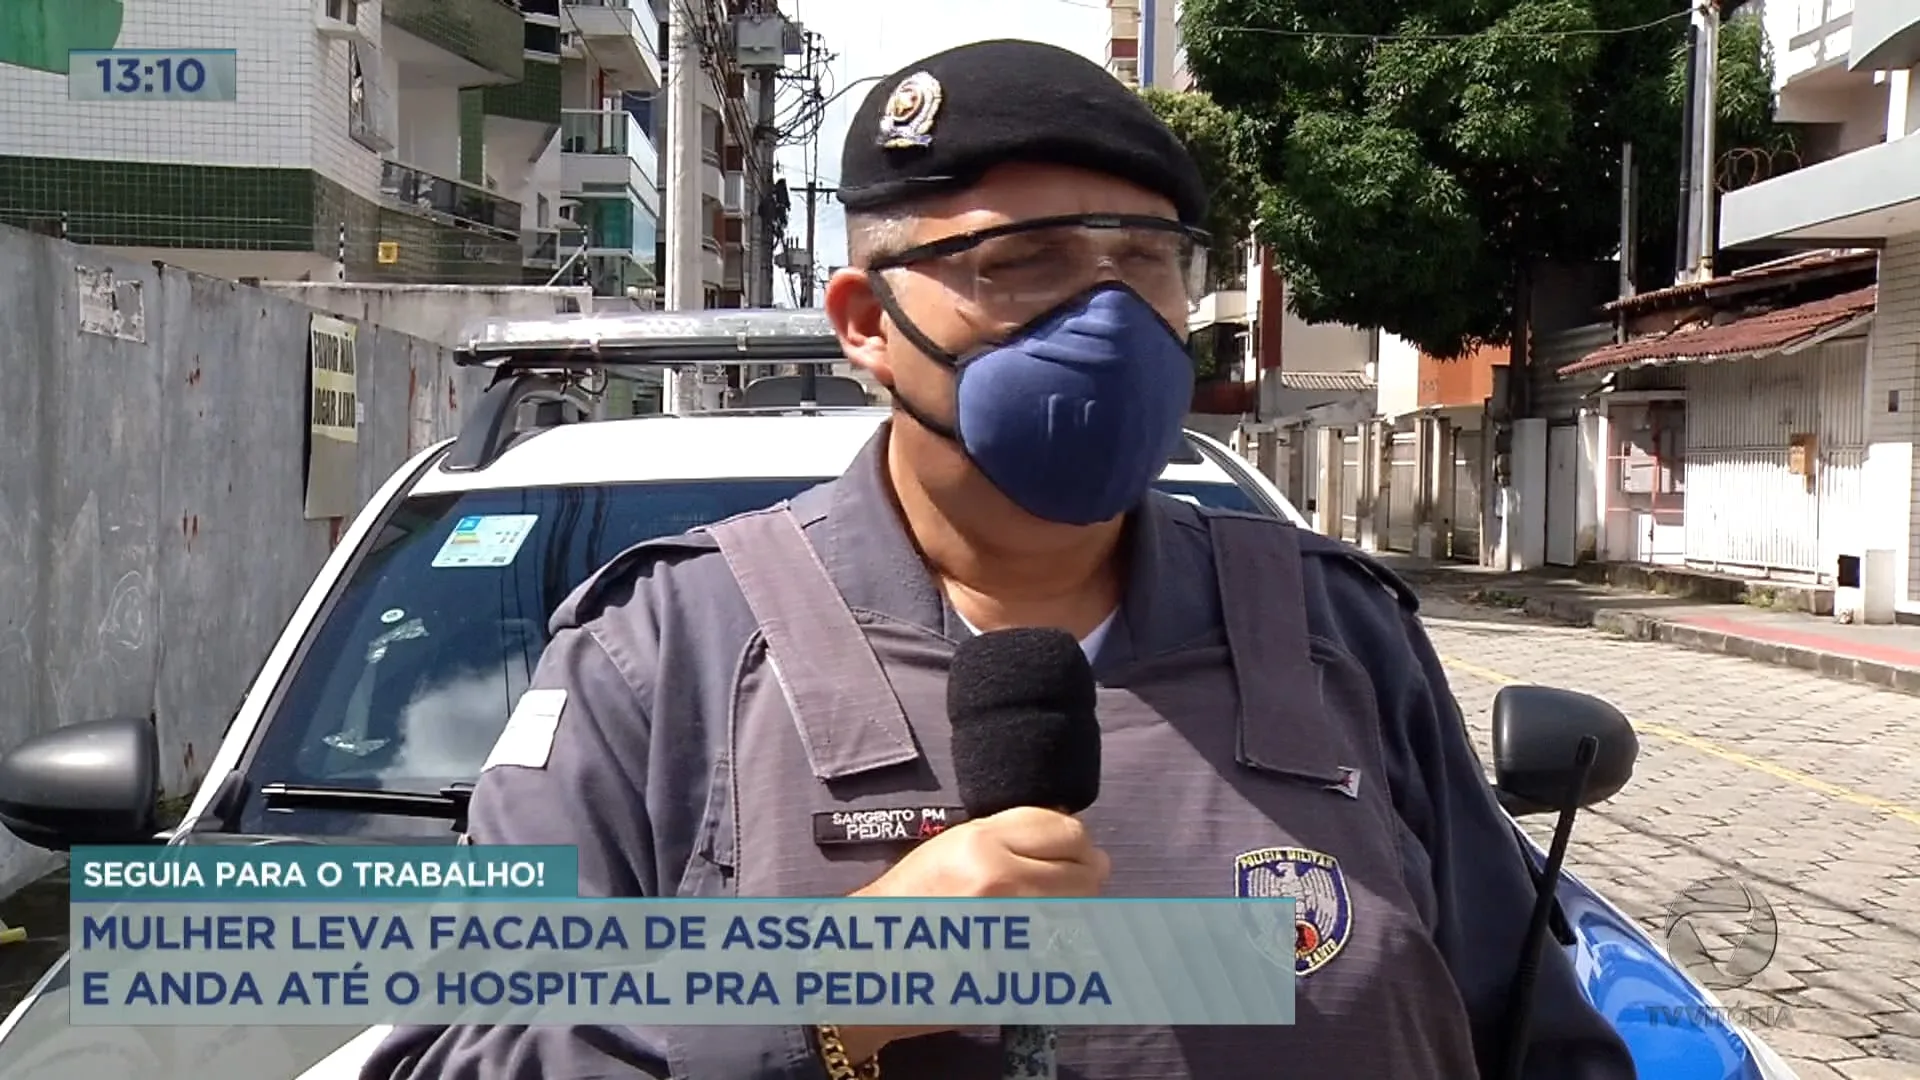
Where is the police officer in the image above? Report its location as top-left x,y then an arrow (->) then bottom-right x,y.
366,38 -> 1637,1080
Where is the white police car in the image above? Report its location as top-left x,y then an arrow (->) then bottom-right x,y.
0,310 -> 1798,1080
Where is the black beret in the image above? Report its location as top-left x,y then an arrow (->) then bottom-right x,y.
838,39 -> 1207,226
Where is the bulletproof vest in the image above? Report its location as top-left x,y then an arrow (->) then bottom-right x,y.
696,504 -> 1481,1079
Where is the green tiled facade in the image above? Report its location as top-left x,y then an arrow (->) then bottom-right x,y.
459,92 -> 487,184
0,157 -> 520,285
384,0 -> 525,82
482,57 -> 561,125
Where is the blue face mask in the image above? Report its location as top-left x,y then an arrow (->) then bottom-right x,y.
884,283 -> 1196,526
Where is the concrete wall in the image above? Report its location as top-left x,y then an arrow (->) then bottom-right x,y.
0,226 -> 487,896
1871,234 -> 1920,612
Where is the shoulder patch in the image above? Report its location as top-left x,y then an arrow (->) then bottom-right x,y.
1296,531 -> 1421,613
482,688 -> 568,772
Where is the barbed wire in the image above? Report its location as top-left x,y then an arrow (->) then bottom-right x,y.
1716,145 -> 1802,192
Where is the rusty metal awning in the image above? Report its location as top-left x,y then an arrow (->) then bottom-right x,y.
1560,286 -> 1877,378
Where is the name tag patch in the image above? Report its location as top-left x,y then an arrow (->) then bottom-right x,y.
813,806 -> 968,847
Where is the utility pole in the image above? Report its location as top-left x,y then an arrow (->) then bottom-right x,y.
1694,0 -> 1722,280
795,181 -> 833,305
735,5 -> 788,308
753,68 -> 779,307
664,0 -> 705,413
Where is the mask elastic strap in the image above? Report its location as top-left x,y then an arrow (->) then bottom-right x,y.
866,271 -> 965,443
867,271 -> 964,369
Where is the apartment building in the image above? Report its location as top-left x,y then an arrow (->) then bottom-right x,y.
548,0 -> 663,298
1104,0 -> 1190,90
0,0 -> 742,304
1713,0 -> 1919,613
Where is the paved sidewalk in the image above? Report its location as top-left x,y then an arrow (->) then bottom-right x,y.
1379,555 -> 1920,698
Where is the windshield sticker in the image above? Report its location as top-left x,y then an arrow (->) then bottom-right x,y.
380,607 -> 406,624
431,514 -> 538,569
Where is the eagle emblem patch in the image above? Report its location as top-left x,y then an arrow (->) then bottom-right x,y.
1234,846 -> 1353,976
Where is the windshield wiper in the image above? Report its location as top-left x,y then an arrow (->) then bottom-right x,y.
259,782 -> 475,829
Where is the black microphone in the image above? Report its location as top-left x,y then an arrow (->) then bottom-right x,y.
948,627 -> 1103,1080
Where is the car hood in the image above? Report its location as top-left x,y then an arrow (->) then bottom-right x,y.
0,957 -> 372,1080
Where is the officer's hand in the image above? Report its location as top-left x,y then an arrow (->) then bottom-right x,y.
855,805 -> 1111,899
834,808 -> 1107,1064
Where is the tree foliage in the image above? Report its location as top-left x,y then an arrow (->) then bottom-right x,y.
1177,0 -> 1785,357
1138,88 -> 1263,287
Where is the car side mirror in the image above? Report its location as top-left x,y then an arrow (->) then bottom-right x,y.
0,717 -> 162,851
1491,685 -> 1638,817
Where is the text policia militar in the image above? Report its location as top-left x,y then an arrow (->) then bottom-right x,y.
66,845 -> 1300,1027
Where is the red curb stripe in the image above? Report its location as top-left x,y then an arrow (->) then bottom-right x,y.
1670,613 -> 1920,670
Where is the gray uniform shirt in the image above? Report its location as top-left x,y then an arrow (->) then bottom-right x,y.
364,426 -> 1636,1080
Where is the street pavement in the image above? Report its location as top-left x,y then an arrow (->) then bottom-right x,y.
1426,595 -> 1920,1080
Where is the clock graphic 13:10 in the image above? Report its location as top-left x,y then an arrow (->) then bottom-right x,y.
68,49 -> 238,102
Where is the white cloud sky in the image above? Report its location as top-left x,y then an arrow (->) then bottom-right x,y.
771,0 -> 1107,305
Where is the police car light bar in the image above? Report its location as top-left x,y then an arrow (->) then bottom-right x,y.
454,307 -> 846,368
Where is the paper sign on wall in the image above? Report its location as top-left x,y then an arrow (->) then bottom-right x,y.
304,313 -> 361,520
431,514 -> 538,568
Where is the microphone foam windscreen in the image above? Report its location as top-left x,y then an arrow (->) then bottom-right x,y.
947,627 -> 1102,817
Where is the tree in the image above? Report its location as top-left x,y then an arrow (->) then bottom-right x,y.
1138,88 -> 1263,288
1177,0 -> 1785,357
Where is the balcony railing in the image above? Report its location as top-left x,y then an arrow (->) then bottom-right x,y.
380,160 -> 520,238
560,108 -> 659,190
562,0 -> 660,91
523,224 -> 588,267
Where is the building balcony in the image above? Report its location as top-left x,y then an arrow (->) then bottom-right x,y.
1108,56 -> 1138,87
1773,0 -> 1853,91
379,159 -> 521,239
1106,36 -> 1138,66
562,0 -> 661,92
721,245 -> 744,291
1188,288 -> 1249,333
701,238 -> 724,286
701,148 -> 724,203
572,192 -> 657,261
561,108 -> 661,212
584,251 -> 657,298
383,0 -> 525,86
1720,134 -> 1920,248
1851,0 -> 1920,71
721,171 -> 747,217
523,223 -> 587,268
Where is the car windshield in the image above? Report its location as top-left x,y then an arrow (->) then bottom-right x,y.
231,475 -> 1266,836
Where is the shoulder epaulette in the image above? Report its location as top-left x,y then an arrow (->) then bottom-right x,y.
556,529 -> 722,630
1296,530 -> 1422,613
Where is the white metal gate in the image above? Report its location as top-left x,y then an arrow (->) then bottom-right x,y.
1338,432 -> 1362,543
1682,340 -> 1867,577
1451,429 -> 1483,561
1384,429 -> 1418,552
1546,424 -> 1578,566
